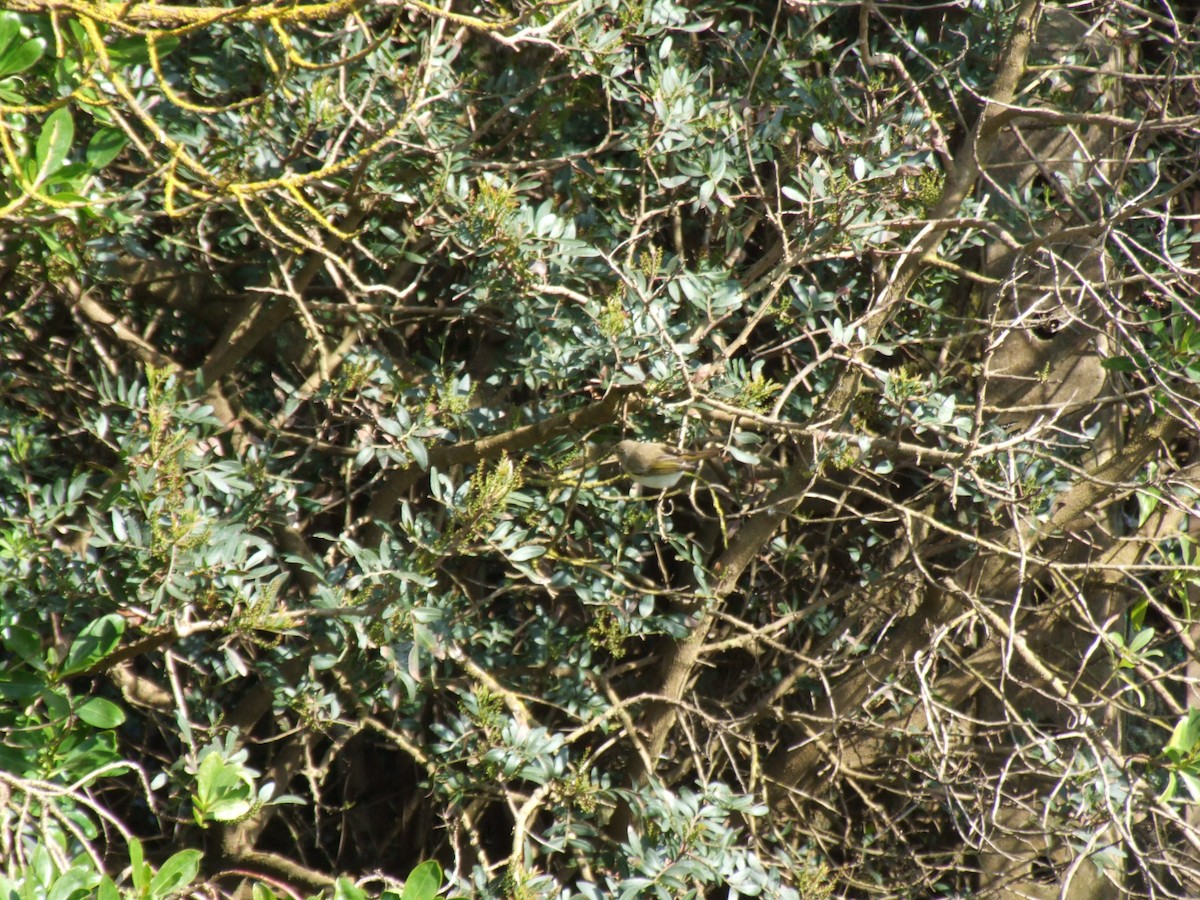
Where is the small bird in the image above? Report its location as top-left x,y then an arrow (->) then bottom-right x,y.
613,439 -> 720,489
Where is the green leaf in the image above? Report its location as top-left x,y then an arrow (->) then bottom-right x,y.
45,866 -> 96,900
35,106 -> 75,179
0,35 -> 46,78
1136,487 -> 1161,528
407,435 -> 429,469
107,35 -> 179,66
32,225 -> 81,267
1128,598 -> 1148,631
2,624 -> 43,665
1165,708 -> 1200,756
106,37 -> 152,66
0,11 -> 18,55
44,686 -> 72,720
45,161 -> 91,187
1100,355 -> 1138,372
509,544 -> 545,562
0,14 -> 46,77
148,849 -> 202,898
193,751 -> 255,824
76,696 -> 126,729
62,613 -> 125,676
128,838 -> 151,894
0,668 -> 45,701
400,861 -> 442,900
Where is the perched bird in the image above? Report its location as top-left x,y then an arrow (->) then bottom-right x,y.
613,439 -> 720,489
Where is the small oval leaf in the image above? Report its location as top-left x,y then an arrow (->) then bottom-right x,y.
36,106 -> 75,178
0,36 -> 47,77
148,849 -> 202,896
62,613 -> 125,676
76,696 -> 126,729
86,128 -> 127,169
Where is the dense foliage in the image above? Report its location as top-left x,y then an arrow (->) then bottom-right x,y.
2,0 -> 1200,897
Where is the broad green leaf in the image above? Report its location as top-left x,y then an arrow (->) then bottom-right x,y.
43,686 -> 72,720
400,860 -> 442,900
333,877 -> 369,900
76,696 -> 126,729
35,106 -> 75,178
0,14 -> 45,77
46,160 -> 91,186
45,866 -> 95,900
108,35 -> 179,66
2,624 -> 43,664
0,35 -> 46,78
62,613 -> 125,676
1165,708 -> 1200,755
1101,356 -> 1138,372
0,11 -> 18,54
193,751 -> 255,824
0,669 -> 45,701
148,849 -> 202,897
